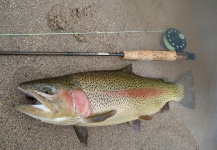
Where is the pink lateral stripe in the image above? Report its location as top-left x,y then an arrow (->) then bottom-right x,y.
105,88 -> 163,98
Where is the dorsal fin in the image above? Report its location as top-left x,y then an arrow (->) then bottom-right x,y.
121,64 -> 133,72
162,77 -> 169,82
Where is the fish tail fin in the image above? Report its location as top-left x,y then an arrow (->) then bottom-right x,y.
175,70 -> 195,109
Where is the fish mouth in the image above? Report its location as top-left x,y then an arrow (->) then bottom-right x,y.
13,86 -> 56,117
18,86 -> 42,105
14,85 -> 80,125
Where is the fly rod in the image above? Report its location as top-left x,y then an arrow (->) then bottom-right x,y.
0,50 -> 195,61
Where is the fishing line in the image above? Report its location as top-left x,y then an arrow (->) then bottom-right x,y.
0,28 -> 195,60
0,30 -> 166,36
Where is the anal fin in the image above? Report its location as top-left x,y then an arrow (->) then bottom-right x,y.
158,102 -> 170,113
74,126 -> 88,146
128,119 -> 141,132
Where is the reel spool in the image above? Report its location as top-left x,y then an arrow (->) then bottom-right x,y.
163,28 -> 187,52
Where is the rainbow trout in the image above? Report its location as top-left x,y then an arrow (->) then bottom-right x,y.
14,65 -> 195,145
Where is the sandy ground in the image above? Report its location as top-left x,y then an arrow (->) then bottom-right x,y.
0,0 -> 217,149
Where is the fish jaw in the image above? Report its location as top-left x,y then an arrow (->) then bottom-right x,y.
14,103 -> 81,125
14,85 -> 63,123
14,87 -> 61,123
18,86 -> 57,112
14,83 -> 91,125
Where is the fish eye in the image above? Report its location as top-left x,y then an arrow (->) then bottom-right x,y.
41,87 -> 53,94
35,84 -> 56,95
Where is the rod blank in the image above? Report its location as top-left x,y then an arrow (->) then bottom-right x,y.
0,51 -> 124,57
0,50 -> 195,61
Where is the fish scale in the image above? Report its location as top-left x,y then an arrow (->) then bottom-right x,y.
14,65 -> 195,127
14,65 -> 195,145
70,69 -> 180,126
73,71 -> 167,91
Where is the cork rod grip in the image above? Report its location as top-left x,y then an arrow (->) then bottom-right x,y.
122,50 -> 177,61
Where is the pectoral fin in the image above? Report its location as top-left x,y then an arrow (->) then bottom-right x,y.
139,115 -> 153,120
84,110 -> 116,123
74,126 -> 88,146
128,119 -> 141,132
